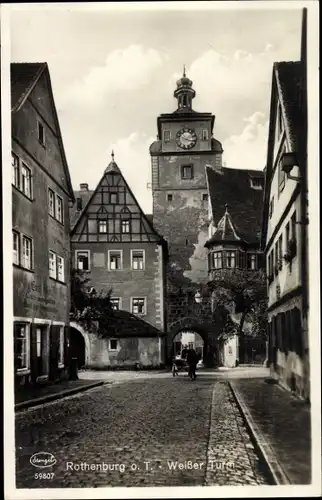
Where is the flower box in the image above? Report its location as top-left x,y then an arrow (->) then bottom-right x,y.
283,238 -> 297,263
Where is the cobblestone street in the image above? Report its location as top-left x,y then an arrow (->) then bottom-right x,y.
15,374 -> 271,488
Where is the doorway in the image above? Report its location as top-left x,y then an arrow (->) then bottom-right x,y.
36,326 -> 49,377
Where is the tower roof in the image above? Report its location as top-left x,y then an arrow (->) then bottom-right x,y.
104,150 -> 121,174
205,204 -> 246,247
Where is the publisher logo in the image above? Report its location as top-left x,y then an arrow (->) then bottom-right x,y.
30,452 -> 57,468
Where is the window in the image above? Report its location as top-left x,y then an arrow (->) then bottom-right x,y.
201,129 -> 208,141
108,251 -> 122,270
181,165 -> 193,179
278,145 -> 286,192
109,339 -> 119,351
13,231 -> 20,265
110,298 -> 121,311
132,298 -> 146,315
49,251 -> 57,278
76,250 -> 90,271
131,250 -> 145,270
121,220 -> 130,233
269,196 -> 274,219
285,221 -> 290,244
110,192 -> 118,204
76,197 -> 83,211
278,234 -> 283,269
14,323 -> 29,371
167,194 -> 173,202
12,152 -> 19,187
56,195 -> 63,223
291,211 -> 297,241
202,193 -> 208,202
212,251 -> 222,269
163,130 -> 171,142
226,251 -> 236,269
21,163 -> 31,197
57,255 -> 65,282
250,178 -> 263,190
48,189 -> 55,217
247,253 -> 257,270
98,220 -> 107,233
22,236 -> 32,270
237,251 -> 246,269
38,122 -> 45,145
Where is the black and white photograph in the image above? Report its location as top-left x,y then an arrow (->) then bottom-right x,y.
2,1 -> 320,498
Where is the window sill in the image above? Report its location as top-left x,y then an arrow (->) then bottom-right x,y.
48,213 -> 64,227
13,263 -> 34,273
16,368 -> 31,376
12,184 -> 34,202
131,268 -> 145,271
109,349 -> 119,352
49,276 -> 66,285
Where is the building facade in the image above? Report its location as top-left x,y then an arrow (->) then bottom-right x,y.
69,154 -> 167,368
205,167 -> 266,367
11,63 -> 74,388
150,70 -> 223,362
261,12 -> 309,399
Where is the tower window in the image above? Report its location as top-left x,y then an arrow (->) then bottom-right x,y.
202,193 -> 208,202
201,129 -> 208,141
181,165 -> 193,179
38,122 -> 45,146
121,220 -> 130,233
98,220 -> 107,233
110,192 -> 118,204
167,194 -> 173,202
163,130 -> 171,142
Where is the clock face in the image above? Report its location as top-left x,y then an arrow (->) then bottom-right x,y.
176,128 -> 197,149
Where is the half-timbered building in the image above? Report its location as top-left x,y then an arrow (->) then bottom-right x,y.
69,153 -> 168,369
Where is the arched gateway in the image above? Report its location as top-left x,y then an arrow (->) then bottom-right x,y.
69,322 -> 91,368
167,317 -> 219,367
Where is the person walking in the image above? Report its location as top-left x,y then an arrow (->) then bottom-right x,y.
186,346 -> 198,380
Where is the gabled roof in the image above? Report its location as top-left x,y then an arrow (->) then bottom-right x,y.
275,61 -> 303,152
206,166 -> 264,245
261,60 -> 304,249
105,310 -> 165,338
70,159 -> 168,252
69,188 -> 94,230
11,62 -> 75,201
205,204 -> 245,247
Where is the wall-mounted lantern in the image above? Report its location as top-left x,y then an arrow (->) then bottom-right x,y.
281,152 -> 301,181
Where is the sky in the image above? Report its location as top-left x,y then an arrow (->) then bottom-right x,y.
9,4 -> 303,213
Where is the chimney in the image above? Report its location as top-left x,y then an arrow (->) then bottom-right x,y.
80,183 -> 88,191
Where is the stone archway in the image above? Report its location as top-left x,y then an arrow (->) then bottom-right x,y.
167,316 -> 219,368
69,322 -> 91,368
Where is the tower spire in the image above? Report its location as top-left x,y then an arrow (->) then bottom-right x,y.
111,150 -> 115,161
183,64 -> 186,77
174,66 -> 195,111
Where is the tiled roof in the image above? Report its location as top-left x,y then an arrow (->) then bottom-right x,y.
275,61 -> 303,151
69,188 -> 94,230
11,62 -> 46,111
105,310 -> 165,338
206,166 -> 264,244
205,205 -> 245,247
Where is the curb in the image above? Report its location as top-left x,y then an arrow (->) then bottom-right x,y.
229,381 -> 291,486
15,381 -> 106,412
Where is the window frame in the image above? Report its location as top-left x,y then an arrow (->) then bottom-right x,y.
201,129 -> 209,141
167,193 -> 173,202
20,162 -> 32,198
225,250 -> 236,269
57,255 -> 65,282
13,230 -> 20,265
108,250 -> 123,271
181,164 -> 194,180
48,188 -> 55,217
109,338 -> 119,351
55,195 -> 64,224
75,250 -> 91,271
49,250 -> 57,279
21,235 -> 33,270
12,152 -> 19,188
110,298 -> 122,311
163,130 -> 171,142
131,297 -> 147,316
38,121 -> 45,146
121,219 -> 131,234
98,220 -> 108,234
109,192 -> 119,204
131,249 -> 145,271
212,251 -> 223,270
14,322 -> 31,373
202,193 -> 209,202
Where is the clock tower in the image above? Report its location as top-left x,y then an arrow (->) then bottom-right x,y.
150,69 -> 223,357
